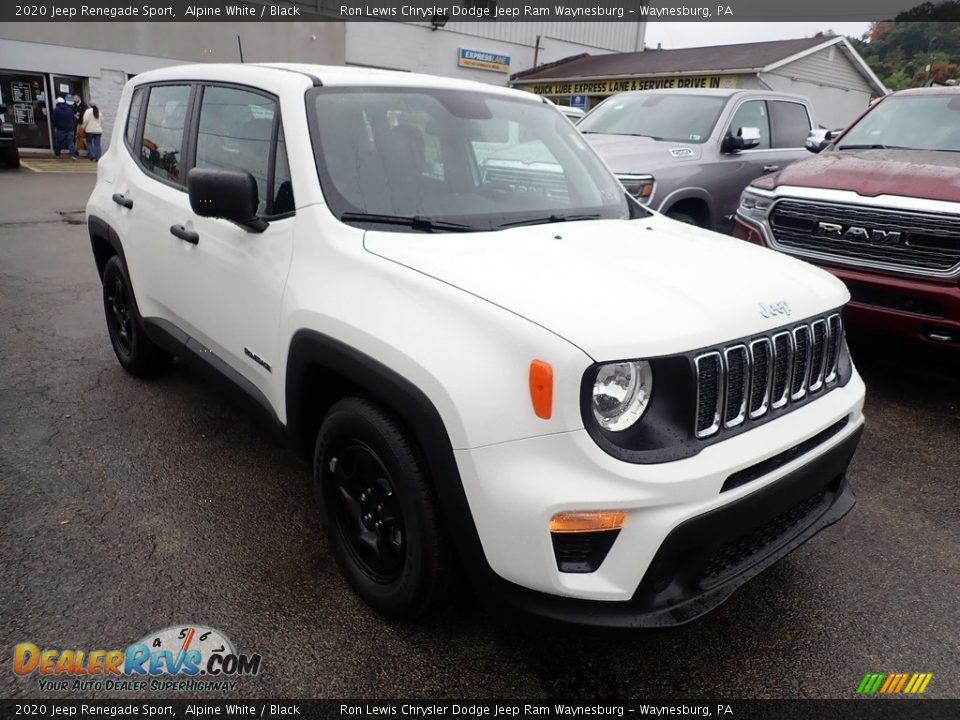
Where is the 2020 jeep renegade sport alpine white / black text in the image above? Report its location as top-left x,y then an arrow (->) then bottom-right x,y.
86,64 -> 865,626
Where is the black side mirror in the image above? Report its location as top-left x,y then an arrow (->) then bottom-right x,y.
187,168 -> 267,232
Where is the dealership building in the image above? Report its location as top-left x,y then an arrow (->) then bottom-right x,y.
511,35 -> 887,128
1,7 -> 645,155
0,19 -> 345,154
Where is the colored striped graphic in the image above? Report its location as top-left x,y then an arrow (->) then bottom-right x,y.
857,673 -> 933,695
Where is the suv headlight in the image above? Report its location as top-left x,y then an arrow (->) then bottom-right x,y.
591,360 -> 653,432
0,123 -> 13,134
738,188 -> 774,222
616,174 -> 655,203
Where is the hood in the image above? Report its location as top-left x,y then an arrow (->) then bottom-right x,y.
766,149 -> 960,203
583,133 -> 703,174
364,216 -> 849,361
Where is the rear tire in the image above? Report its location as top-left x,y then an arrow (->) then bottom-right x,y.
314,397 -> 450,619
101,255 -> 172,377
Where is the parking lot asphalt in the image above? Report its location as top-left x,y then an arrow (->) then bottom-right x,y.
1,169 -> 958,700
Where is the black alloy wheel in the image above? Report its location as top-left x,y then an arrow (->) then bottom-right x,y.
105,274 -> 135,359
314,397 -> 450,619
326,442 -> 406,583
100,255 -> 172,377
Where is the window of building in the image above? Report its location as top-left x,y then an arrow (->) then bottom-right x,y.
770,101 -> 812,148
727,100 -> 771,150
140,85 -> 191,185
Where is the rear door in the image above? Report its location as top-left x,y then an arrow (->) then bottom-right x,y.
768,99 -> 814,167
113,82 -> 196,326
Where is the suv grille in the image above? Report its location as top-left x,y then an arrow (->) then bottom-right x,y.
695,314 -> 843,439
768,199 -> 960,276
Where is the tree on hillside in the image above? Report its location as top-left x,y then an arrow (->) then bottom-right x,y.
850,12 -> 960,89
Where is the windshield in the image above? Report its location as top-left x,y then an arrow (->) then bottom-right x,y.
307,87 -> 630,232
839,94 -> 960,152
577,93 -> 727,144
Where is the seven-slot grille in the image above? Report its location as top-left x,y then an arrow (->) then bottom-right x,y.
695,314 -> 843,439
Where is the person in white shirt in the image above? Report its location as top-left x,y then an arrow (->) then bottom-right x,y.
82,105 -> 104,162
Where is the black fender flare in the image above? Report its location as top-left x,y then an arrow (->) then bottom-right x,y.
285,329 -> 497,585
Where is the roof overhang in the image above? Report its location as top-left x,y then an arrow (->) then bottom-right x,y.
511,67 -> 755,87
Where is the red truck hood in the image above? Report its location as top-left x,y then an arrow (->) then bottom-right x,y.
765,149 -> 960,203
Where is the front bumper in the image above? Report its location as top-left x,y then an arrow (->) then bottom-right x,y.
734,216 -> 960,349
454,372 -> 865,626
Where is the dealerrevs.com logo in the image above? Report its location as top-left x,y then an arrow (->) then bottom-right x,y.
13,625 -> 261,693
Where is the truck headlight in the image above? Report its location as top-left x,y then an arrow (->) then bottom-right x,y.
592,360 -> 653,432
738,188 -> 774,222
616,174 -> 655,203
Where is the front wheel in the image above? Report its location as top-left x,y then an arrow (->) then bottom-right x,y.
101,255 -> 172,377
314,398 -> 450,619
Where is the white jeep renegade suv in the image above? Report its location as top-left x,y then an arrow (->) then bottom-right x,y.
86,64 -> 865,626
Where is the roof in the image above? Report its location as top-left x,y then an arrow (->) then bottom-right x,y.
129,63 -> 542,103
512,36 -> 835,81
893,85 -> 960,95
511,35 -> 887,95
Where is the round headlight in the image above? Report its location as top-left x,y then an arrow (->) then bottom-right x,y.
592,360 -> 653,432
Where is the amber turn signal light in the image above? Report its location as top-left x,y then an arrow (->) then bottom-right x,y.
549,510 -> 626,534
529,360 -> 553,420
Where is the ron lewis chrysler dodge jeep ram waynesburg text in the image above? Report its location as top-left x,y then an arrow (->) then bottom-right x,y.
86,64 -> 865,626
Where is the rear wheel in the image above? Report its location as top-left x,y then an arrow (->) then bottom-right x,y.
314,397 -> 450,619
102,255 -> 172,377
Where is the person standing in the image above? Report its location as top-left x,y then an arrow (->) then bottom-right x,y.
82,104 -> 103,162
51,97 -> 78,159
72,93 -> 88,155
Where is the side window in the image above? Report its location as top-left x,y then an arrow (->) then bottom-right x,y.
140,85 -> 191,184
125,87 -> 145,149
728,100 -> 771,150
770,101 -> 812,148
272,125 -> 295,216
195,86 -> 277,216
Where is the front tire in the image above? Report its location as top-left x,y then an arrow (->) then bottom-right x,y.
101,255 -> 172,377
314,398 -> 450,619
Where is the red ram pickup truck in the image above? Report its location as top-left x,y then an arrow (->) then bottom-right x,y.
733,86 -> 960,349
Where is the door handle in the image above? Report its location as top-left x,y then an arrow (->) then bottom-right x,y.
762,165 -> 780,173
170,224 -> 199,245
111,193 -> 133,209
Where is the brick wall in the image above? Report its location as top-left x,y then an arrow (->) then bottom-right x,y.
87,69 -> 127,151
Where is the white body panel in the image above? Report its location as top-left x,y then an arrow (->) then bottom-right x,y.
87,63 -> 867,605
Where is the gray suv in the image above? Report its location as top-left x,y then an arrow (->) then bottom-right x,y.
579,89 -> 817,232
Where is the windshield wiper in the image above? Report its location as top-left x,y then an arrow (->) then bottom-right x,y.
497,213 -> 602,229
581,131 -> 663,140
339,212 -> 475,233
837,144 -> 909,150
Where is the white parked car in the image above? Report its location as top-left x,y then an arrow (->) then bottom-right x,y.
87,64 -> 865,626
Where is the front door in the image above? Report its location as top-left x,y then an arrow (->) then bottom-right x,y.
171,84 -> 296,409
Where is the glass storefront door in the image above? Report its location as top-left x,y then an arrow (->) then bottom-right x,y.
0,72 -> 51,150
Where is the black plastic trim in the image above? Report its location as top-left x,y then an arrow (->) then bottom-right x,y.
484,425 -> 861,628
284,330 -> 493,584
580,308 -> 853,465
141,317 -> 282,432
